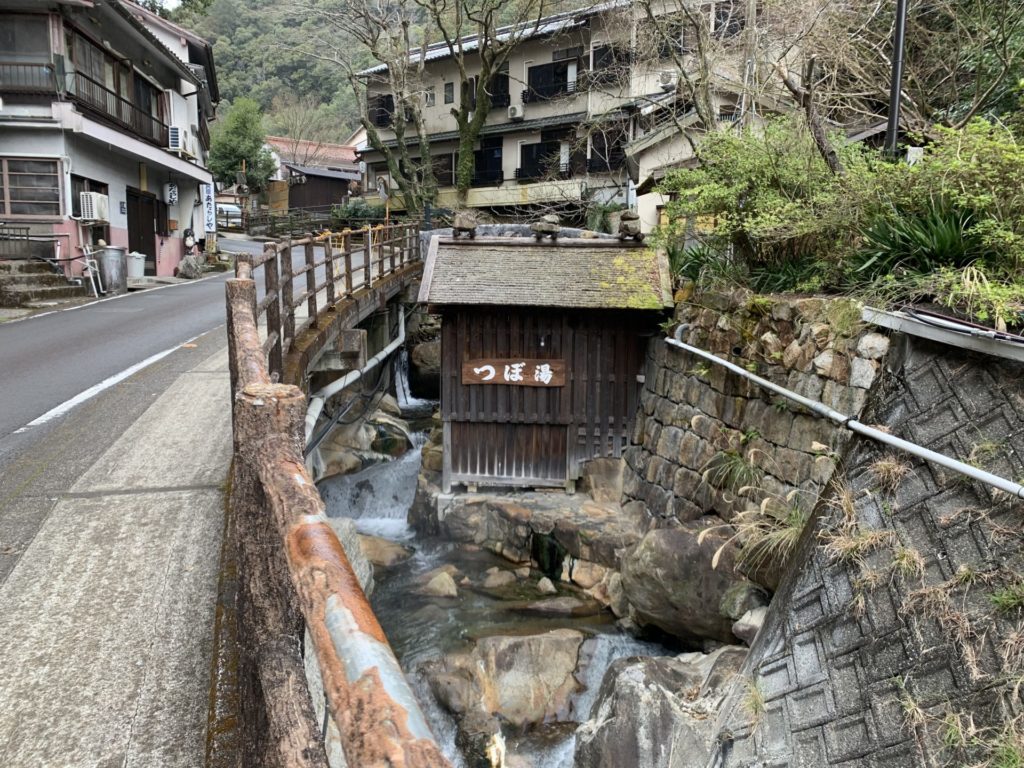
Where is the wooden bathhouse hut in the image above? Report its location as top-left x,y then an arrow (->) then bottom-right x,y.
418,235 -> 673,492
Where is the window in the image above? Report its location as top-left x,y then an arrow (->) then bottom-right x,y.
713,1 -> 744,38
444,81 -> 454,104
71,175 -> 109,242
0,16 -> 50,63
0,158 -> 61,218
424,87 -> 435,107
552,46 -> 584,62
590,44 -> 630,86
524,61 -> 577,102
371,94 -> 394,126
431,153 -> 456,186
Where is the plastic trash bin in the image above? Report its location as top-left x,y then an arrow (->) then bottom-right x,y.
127,251 -> 147,279
98,246 -> 128,295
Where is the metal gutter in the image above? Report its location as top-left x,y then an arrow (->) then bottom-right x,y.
667,325 -> 1024,500
863,306 -> 1024,364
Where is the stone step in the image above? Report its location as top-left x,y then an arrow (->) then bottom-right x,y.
0,283 -> 91,307
0,259 -> 55,275
0,272 -> 73,287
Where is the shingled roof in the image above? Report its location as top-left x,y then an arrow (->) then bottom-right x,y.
418,237 -> 673,310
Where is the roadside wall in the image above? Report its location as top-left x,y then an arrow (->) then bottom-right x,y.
709,335 -> 1024,767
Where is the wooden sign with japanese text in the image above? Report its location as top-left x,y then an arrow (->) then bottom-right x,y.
462,359 -> 567,387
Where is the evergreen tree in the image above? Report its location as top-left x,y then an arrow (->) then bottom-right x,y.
207,98 -> 276,191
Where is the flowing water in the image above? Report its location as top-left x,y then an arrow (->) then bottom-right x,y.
318,393 -> 669,766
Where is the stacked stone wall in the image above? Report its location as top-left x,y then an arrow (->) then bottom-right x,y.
623,291 -> 888,554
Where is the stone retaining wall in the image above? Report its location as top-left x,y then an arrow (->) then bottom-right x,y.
622,291 -> 889,593
708,335 -> 1024,767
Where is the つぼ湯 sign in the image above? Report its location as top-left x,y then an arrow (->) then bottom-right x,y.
462,359 -> 566,387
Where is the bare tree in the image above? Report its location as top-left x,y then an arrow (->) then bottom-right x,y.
299,0 -> 438,213
266,94 -> 336,166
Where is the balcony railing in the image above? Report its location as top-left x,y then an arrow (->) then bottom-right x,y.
515,163 -> 574,181
587,153 -> 627,173
0,61 -> 58,95
68,70 -> 168,147
470,168 -> 504,186
489,92 -> 511,109
521,80 -> 578,104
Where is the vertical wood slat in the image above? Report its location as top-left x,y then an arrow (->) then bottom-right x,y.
265,246 -> 283,379
377,226 -> 385,282
389,225 -> 397,273
304,236 -> 317,328
343,232 -> 353,298
324,235 -> 335,307
280,238 -> 295,353
364,227 -> 372,288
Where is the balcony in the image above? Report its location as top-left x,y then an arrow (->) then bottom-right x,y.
489,92 -> 511,109
470,168 -> 504,186
0,62 -> 58,95
515,163 -> 574,182
587,153 -> 626,173
67,71 -> 168,147
521,80 -> 578,104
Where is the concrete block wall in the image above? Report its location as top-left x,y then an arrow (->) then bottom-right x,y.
708,335 -> 1024,767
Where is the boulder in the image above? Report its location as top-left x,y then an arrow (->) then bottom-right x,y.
732,606 -> 768,645
377,393 -> 402,417
573,646 -> 747,768
422,628 -> 585,729
482,567 -> 516,589
420,571 -> 458,598
517,596 -> 604,617
410,340 -> 441,399
620,520 -> 761,643
537,577 -> 558,595
368,411 -> 413,457
357,534 -> 413,568
326,517 -> 374,596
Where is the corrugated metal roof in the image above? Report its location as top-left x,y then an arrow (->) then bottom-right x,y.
286,163 -> 361,181
358,0 -> 629,76
419,236 -> 672,310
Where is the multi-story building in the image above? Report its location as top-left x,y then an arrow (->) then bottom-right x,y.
358,1 -> 766,230
0,0 -> 219,276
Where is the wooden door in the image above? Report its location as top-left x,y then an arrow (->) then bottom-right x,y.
127,188 -> 157,275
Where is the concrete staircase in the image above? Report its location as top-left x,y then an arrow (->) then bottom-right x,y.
0,260 -> 92,308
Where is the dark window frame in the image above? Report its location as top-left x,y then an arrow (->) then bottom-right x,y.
444,81 -> 454,104
0,157 -> 62,220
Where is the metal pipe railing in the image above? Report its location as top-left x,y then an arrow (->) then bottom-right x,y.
668,325 -> 1024,500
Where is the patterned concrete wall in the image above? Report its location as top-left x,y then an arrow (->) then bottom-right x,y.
708,334 -> 1024,767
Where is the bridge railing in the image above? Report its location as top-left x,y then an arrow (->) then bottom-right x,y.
225,223 -> 448,767
238,222 -> 420,380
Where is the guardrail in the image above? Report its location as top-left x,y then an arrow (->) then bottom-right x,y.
225,222 -> 448,766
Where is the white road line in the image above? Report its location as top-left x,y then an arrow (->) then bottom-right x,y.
3,271 -> 229,325
13,331 -> 211,433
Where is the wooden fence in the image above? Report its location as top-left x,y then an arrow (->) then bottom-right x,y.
224,222 -> 448,767
239,223 -> 420,382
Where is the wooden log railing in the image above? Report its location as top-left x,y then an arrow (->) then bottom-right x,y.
238,222 -> 421,381
225,222 -> 447,767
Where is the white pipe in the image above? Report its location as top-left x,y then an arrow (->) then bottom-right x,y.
304,309 -> 406,443
668,325 -> 1024,500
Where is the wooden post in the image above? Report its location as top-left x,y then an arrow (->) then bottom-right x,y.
324,236 -> 335,307
264,244 -> 284,380
376,225 -> 385,281
388,224 -> 396,273
343,231 -> 353,298
364,227 -> 372,288
304,235 -> 317,328
231,383 -> 330,768
281,237 -> 295,352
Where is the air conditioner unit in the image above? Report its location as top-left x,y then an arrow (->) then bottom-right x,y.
80,191 -> 109,223
658,70 -> 678,91
168,125 -> 189,153
507,104 -> 526,121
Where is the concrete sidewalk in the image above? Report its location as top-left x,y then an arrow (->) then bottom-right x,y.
0,345 -> 232,767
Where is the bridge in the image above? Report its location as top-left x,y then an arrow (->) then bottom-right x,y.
221,223 -> 450,767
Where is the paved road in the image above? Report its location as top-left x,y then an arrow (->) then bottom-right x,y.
0,238 -> 263,583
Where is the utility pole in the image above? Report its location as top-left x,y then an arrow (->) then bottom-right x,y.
884,0 -> 909,157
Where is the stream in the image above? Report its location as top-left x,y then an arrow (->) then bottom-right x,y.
319,421 -> 670,767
